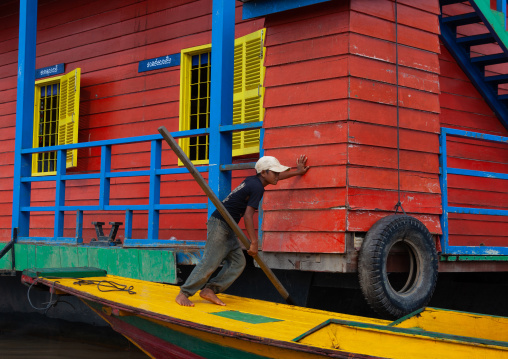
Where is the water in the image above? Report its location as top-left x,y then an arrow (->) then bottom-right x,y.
0,334 -> 149,359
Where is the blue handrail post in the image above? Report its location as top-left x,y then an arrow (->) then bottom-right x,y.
75,210 -> 83,243
125,210 -> 133,241
99,145 -> 111,209
54,149 -> 67,238
438,129 -> 450,254
496,0 -> 507,29
148,140 -> 161,240
208,0 -> 234,217
12,0 -> 38,240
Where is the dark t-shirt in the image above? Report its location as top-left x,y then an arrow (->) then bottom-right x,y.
211,175 -> 265,223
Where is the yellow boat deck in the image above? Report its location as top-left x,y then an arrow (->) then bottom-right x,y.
40,274 -> 389,340
28,273 -> 508,359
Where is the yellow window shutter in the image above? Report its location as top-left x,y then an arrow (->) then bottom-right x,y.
232,29 -> 265,157
58,68 -> 81,168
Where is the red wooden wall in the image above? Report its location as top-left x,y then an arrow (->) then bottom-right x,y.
261,0 -> 443,254
441,2 -> 508,248
1,0 -> 506,255
0,0 -> 263,243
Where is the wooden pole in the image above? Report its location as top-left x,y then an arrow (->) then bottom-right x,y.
158,126 -> 295,305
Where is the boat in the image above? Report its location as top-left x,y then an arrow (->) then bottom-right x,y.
21,267 -> 508,359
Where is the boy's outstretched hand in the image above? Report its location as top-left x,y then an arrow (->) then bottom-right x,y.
296,155 -> 310,175
279,155 -> 310,181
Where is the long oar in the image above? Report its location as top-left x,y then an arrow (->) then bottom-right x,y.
158,126 -> 295,305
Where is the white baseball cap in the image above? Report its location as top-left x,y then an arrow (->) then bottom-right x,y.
255,156 -> 290,173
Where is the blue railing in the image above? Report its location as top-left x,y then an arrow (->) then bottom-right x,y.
439,127 -> 508,255
15,122 -> 263,247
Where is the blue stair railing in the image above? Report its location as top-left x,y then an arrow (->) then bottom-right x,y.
439,127 -> 508,255
440,0 -> 508,130
15,122 -> 263,247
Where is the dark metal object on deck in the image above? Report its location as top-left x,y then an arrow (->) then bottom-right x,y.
90,222 -> 123,247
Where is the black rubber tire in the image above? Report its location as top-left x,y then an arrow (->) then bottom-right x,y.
358,215 -> 438,319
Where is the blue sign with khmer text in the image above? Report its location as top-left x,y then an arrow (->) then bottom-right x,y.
36,63 -> 65,79
138,54 -> 181,73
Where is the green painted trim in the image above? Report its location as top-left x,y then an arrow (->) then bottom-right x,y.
86,301 -> 270,359
0,243 -> 12,270
292,319 -> 332,342
294,318 -> 508,348
0,243 -> 176,283
425,307 -> 508,320
23,267 -> 106,279
471,0 -> 508,49
388,307 -> 426,327
210,310 -> 283,324
440,255 -> 508,261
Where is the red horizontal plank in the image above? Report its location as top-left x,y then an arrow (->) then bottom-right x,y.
349,55 -> 440,93
263,209 -> 346,232
81,103 -> 180,131
350,33 -> 440,73
348,187 -> 441,214
448,212 -> 508,222
84,87 -> 179,115
350,11 -> 440,53
264,144 -> 348,167
447,157 -> 508,174
262,232 -> 345,253
35,14 -> 211,68
266,10 -> 349,47
439,76 -> 481,99
0,126 -> 14,141
440,93 -> 495,117
265,165 -> 346,190
349,77 -> 440,113
351,0 -> 440,34
0,89 -> 16,106
440,109 -> 507,135
348,166 -> 441,193
264,0 -> 348,27
439,57 -> 471,82
265,34 -> 349,67
83,70 -> 179,101
263,122 -> 348,149
0,101 -> 15,116
37,16 -> 145,59
446,139 -> 508,163
37,0 -> 142,31
0,76 -> 16,92
448,219 -> 508,237
448,188 -> 508,210
447,235 -> 508,248
265,56 -> 348,87
264,100 -> 348,128
348,145 -> 439,174
349,100 -> 440,133
348,122 -> 440,153
263,188 -> 346,211
347,210 -> 442,234
448,174 -> 508,193
37,2 -> 146,44
265,78 -> 348,108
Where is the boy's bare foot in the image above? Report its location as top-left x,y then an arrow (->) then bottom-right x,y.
176,292 -> 194,307
200,288 -> 226,306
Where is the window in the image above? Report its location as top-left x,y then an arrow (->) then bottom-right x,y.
32,68 -> 81,175
179,29 -> 266,164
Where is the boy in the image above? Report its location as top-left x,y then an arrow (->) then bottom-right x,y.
176,155 -> 309,306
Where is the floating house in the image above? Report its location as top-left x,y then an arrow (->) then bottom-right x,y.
0,0 -> 507,318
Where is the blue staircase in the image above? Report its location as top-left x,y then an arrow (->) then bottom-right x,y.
439,0 -> 508,130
